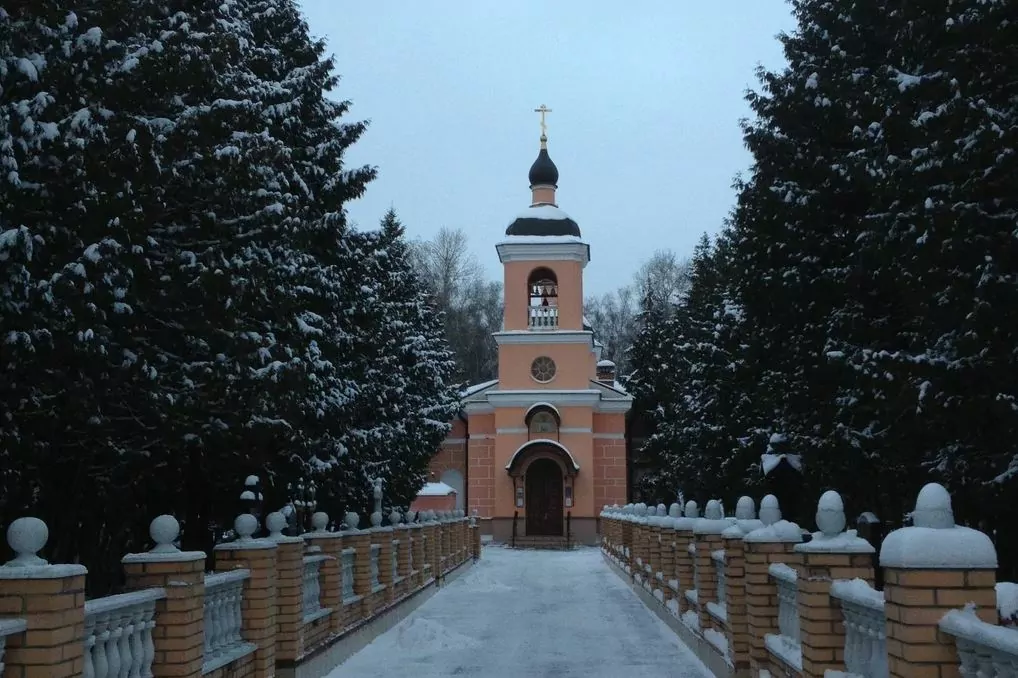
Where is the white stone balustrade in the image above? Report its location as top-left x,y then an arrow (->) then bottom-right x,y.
302,553 -> 331,623
529,306 -> 558,328
83,587 -> 164,678
830,579 -> 888,678
370,544 -> 382,590
941,609 -> 1018,678
391,540 -> 400,581
711,549 -> 727,622
202,569 -> 254,672
0,619 -> 27,677
341,548 -> 356,602
767,561 -> 802,670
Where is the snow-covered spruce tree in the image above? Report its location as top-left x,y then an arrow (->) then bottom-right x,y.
0,2 -> 176,583
311,212 -> 459,519
730,0 -> 917,519
622,287 -> 683,503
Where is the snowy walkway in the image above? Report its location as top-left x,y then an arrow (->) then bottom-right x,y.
328,546 -> 712,678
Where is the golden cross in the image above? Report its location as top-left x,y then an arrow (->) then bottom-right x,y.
534,104 -> 552,136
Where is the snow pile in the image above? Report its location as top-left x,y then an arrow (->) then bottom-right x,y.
796,529 -> 874,554
392,617 -> 481,654
880,484 -> 997,569
703,627 -> 729,657
997,582 -> 1018,625
940,607 -> 1018,657
761,453 -> 803,475
681,609 -> 700,630
830,578 -> 884,609
416,482 -> 456,497
745,520 -> 803,543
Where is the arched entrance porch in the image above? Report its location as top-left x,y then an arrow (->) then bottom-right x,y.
506,439 -> 579,537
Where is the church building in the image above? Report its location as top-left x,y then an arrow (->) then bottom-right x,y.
422,110 -> 632,545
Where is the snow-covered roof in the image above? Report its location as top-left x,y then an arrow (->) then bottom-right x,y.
514,204 -> 572,221
597,359 -> 616,368
497,234 -> 583,245
461,379 -> 499,399
417,482 -> 457,497
506,439 -> 580,472
590,379 -> 631,399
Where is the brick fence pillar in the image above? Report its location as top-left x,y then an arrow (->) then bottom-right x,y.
723,496 -> 764,675
744,496 -> 802,677
268,522 -> 306,664
122,515 -> 206,678
672,501 -> 700,615
694,501 -> 729,632
215,513 -> 280,678
880,483 -> 998,678
794,492 -> 876,678
0,517 -> 88,678
343,523 -> 373,620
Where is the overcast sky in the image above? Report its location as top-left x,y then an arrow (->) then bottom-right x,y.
297,1 -> 796,297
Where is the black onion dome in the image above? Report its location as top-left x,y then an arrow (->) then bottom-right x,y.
528,141 -> 559,187
505,205 -> 581,237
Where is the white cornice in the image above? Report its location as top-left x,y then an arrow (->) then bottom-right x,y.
495,241 -> 590,267
492,330 -> 593,346
460,389 -> 634,415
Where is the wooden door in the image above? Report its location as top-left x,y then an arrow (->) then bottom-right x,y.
525,458 -> 563,536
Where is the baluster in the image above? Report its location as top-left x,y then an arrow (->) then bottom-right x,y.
106,612 -> 122,678
94,612 -> 111,678
128,606 -> 144,678
208,588 -> 220,655
956,639 -> 979,678
975,645 -> 995,678
213,588 -> 225,653
83,615 -> 98,678
141,604 -> 157,678
117,608 -> 133,678
232,583 -> 244,645
203,593 -> 214,657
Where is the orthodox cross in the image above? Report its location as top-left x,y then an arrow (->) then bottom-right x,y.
534,104 -> 552,136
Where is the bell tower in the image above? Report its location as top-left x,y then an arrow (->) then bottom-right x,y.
494,109 -> 594,391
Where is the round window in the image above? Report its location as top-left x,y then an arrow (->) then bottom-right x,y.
530,356 -> 557,383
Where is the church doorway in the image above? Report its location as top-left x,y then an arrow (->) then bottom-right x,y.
525,458 -> 563,536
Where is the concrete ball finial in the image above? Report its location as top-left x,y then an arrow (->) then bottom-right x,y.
344,512 -> 360,530
705,500 -> 723,521
656,503 -> 667,517
389,509 -> 402,526
669,503 -> 681,518
759,495 -> 781,526
234,513 -> 258,540
816,490 -> 846,537
913,483 -> 954,529
149,515 -> 181,554
312,511 -> 329,532
266,511 -> 287,537
684,501 -> 699,519
736,496 -> 756,520
370,511 -> 383,528
6,517 -> 50,566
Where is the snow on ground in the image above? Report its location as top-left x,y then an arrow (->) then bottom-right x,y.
329,546 -> 712,678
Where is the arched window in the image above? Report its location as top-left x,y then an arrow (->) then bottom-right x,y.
528,267 -> 558,329
525,404 -> 560,439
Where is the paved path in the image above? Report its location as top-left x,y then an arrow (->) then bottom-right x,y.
329,546 -> 712,678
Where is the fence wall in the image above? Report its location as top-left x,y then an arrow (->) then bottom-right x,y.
0,508 -> 482,678
600,484 -> 1018,678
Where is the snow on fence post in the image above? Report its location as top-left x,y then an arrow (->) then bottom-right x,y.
793,490 -> 876,678
672,501 -> 700,618
880,483 -> 999,678
0,517 -> 88,678
265,510 -> 309,664
304,511 -> 345,636
722,496 -> 763,674
743,495 -> 803,677
213,512 -> 281,678
694,500 -> 730,637
648,504 -> 667,595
